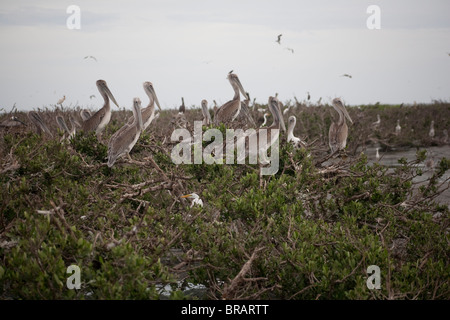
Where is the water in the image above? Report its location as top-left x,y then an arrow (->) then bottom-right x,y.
364,145 -> 450,205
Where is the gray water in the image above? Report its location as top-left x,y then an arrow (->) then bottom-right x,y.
364,145 -> 450,205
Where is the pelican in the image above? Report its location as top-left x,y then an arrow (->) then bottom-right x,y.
429,120 -> 435,138
126,82 -> 162,131
81,79 -> 119,140
395,120 -> 401,136
236,96 -> 286,164
181,193 -> 203,207
107,98 -> 144,167
57,95 -> 66,106
28,111 -> 53,137
239,92 -> 256,126
214,71 -> 248,126
0,116 -> 26,127
287,116 -> 306,148
328,98 -> 353,153
260,113 -> 270,127
56,115 -> 80,140
80,109 -> 92,121
372,114 -> 381,129
179,97 -> 186,114
201,99 -> 212,126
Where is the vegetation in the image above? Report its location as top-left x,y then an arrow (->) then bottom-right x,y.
0,101 -> 449,299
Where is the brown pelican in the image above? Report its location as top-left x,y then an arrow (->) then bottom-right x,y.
395,120 -> 401,136
107,98 -> 144,167
429,120 -> 435,138
201,99 -> 212,126
126,82 -> 161,131
81,79 -> 119,140
237,96 -> 286,163
328,98 -> 353,153
0,116 -> 26,127
56,115 -> 80,140
80,109 -> 92,121
287,116 -> 306,148
28,111 -> 53,137
214,71 -> 248,126
179,97 -> 186,114
181,193 -> 203,207
239,92 -> 256,126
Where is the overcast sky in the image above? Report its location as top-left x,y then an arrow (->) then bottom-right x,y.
1,0 -> 450,112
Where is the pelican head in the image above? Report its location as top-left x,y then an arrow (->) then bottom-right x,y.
143,81 -> 162,111
331,98 -> 353,125
133,97 -> 144,131
268,96 -> 286,132
96,79 -> 119,108
201,99 -> 212,124
227,72 -> 248,100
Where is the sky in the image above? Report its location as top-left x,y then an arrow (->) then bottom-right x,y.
0,0 -> 450,112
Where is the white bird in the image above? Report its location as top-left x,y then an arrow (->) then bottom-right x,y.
429,120 -> 435,138
57,95 -> 66,106
375,147 -> 380,161
181,193 -> 203,207
372,114 -> 381,129
287,116 -> 306,148
260,113 -> 270,127
395,120 -> 401,136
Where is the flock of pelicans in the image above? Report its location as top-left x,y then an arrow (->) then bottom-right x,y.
0,71 -> 356,170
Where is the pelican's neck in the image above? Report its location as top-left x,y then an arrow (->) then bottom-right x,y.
100,89 -> 110,111
231,81 -> 240,100
333,105 -> 344,126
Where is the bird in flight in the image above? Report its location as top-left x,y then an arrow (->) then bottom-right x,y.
84,55 -> 97,62
341,74 -> 352,79
285,47 -> 294,54
276,34 -> 282,44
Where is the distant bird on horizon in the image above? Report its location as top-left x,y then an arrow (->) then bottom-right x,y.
84,55 -> 97,62
276,34 -> 282,44
429,120 -> 435,138
57,95 -> 66,106
341,74 -> 352,79
90,95 -> 96,100
395,119 -> 401,136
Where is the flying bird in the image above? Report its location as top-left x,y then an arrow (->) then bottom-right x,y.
84,55 -> 97,62
341,74 -> 352,79
276,34 -> 282,44
285,47 -> 294,54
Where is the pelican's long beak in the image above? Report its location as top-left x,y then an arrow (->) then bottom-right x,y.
104,85 -> 120,108
69,115 -> 81,128
269,97 -> 286,132
338,101 -> 353,125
